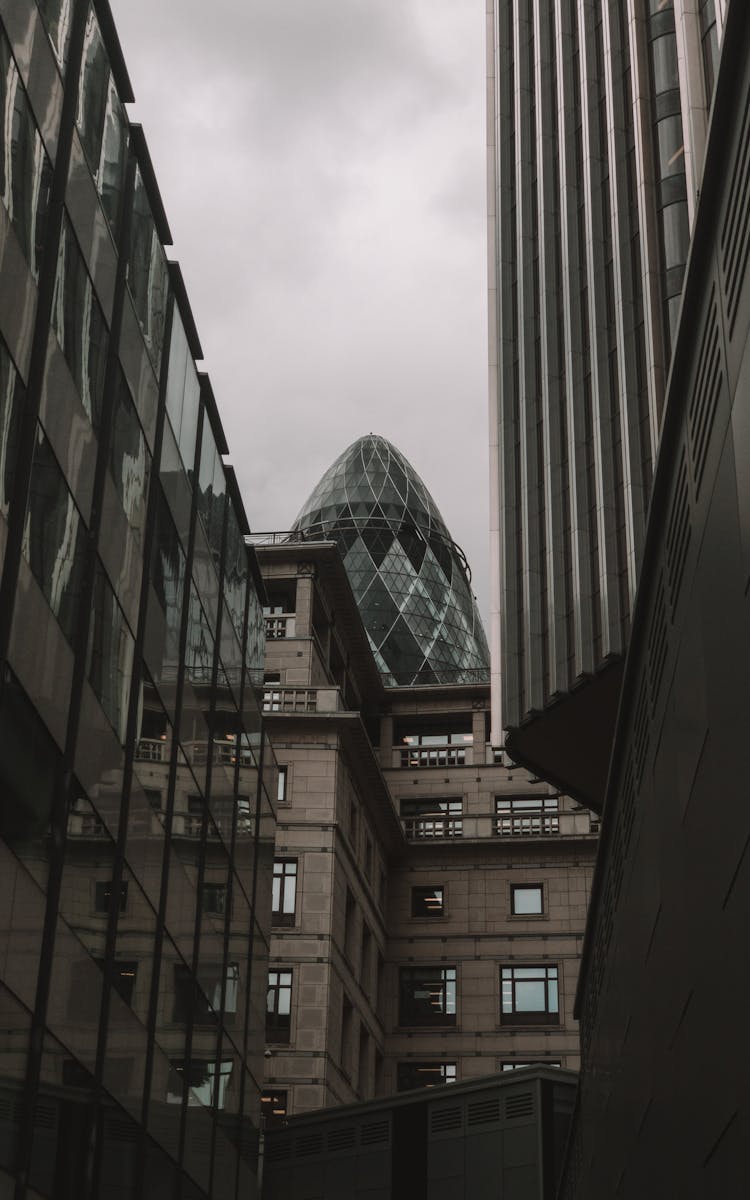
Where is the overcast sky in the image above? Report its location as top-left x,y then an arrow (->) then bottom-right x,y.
109,0 -> 490,622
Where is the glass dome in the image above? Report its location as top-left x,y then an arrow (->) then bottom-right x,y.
292,434 -> 489,686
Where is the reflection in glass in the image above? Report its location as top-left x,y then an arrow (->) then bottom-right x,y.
22,426 -> 87,644
76,7 -> 108,175
110,368 -> 150,533
0,335 -> 22,518
98,73 -> 128,231
87,561 -> 135,742
36,0 -> 74,73
51,216 -> 108,425
185,584 -> 214,685
128,167 -> 169,374
0,30 -> 54,278
167,1059 -> 234,1109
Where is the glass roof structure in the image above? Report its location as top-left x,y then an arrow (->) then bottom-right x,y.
292,435 -> 490,686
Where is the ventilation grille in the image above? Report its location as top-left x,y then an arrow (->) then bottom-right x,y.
665,452 -> 690,615
327,1126 -> 355,1153
265,1135 -> 292,1164
467,1097 -> 501,1127
430,1105 -> 462,1134
296,1132 -> 323,1158
0,1095 -> 23,1124
360,1119 -> 389,1146
721,88 -> 750,333
32,1101 -> 57,1131
103,1116 -> 138,1144
647,580 -> 668,712
688,291 -> 722,495
505,1092 -> 534,1120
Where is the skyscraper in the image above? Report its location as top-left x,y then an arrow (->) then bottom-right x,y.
487,0 -> 725,804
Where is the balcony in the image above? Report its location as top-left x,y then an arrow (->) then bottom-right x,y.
262,686 -> 342,714
403,817 -> 464,840
136,737 -> 167,762
398,744 -> 468,769
401,812 -> 598,842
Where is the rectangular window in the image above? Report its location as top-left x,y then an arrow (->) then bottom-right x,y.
495,796 -> 559,836
511,884 -> 543,915
397,1062 -> 456,1091
401,799 -> 462,839
201,883 -> 227,915
501,965 -> 559,1025
399,729 -> 472,768
111,961 -> 137,1006
272,859 -> 297,926
167,1059 -> 233,1108
266,970 -> 292,1043
277,765 -> 288,804
411,885 -> 445,918
95,880 -> 128,913
263,673 -> 281,712
399,967 -> 457,1026
261,1089 -> 288,1128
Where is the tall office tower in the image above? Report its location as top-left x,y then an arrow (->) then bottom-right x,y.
487,0 -> 727,804
0,3 -> 275,1198
293,434 -> 489,686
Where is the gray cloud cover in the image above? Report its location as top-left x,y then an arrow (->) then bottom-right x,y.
109,0 -> 490,621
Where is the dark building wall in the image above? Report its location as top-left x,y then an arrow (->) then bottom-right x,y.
561,5 -> 750,1193
0,3 -> 275,1197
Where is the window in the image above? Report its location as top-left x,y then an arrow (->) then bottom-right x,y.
501,965 -> 559,1025
495,796 -> 559,836
110,961 -> 137,1006
399,967 -> 456,1026
402,799 -> 462,839
397,1062 -> 456,1092
263,673 -> 281,712
261,1089 -> 288,1128
344,888 -> 356,961
95,880 -> 128,913
399,729 -> 472,768
511,885 -> 543,915
277,765 -> 288,804
501,1061 -> 561,1071
272,860 -> 297,926
174,963 -> 238,1025
167,1059 -> 233,1108
340,994 -> 353,1077
266,970 -> 292,1043
411,886 -> 445,918
201,883 -> 227,915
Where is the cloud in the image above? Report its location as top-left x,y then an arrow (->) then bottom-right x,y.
110,0 -> 490,624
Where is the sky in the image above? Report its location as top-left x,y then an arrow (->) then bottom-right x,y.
109,0 -> 491,623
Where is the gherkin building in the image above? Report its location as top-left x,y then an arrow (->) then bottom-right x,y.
292,434 -> 489,686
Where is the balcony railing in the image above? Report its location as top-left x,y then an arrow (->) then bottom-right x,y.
262,687 -> 341,714
136,737 -> 167,762
264,614 -> 296,639
495,814 -> 560,837
399,745 -> 467,769
403,817 -> 464,840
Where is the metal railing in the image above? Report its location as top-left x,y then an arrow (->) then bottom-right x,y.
262,687 -> 341,714
399,745 -> 467,769
403,817 -> 464,840
495,813 -> 560,837
136,738 -> 167,762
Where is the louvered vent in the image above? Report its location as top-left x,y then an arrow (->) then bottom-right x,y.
665,453 -> 690,615
633,679 -> 650,783
265,1135 -> 292,1164
721,89 -> 750,333
295,1131 -> 323,1158
430,1105 -> 462,1134
32,1101 -> 57,1130
0,1095 -> 23,1124
327,1126 -> 356,1153
647,581 -> 668,712
360,1119 -> 390,1146
688,292 -> 722,495
505,1092 -> 534,1120
103,1117 -> 138,1144
466,1097 -> 500,1127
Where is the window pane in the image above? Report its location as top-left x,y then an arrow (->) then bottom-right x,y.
52,216 -> 108,425
109,370 -> 150,533
87,562 -> 134,742
128,167 -> 169,374
77,8 -> 108,173
99,73 -> 128,230
36,0 -> 74,72
0,336 -> 22,517
512,886 -> 543,914
515,981 -> 546,1011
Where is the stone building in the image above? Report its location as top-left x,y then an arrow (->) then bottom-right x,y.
255,437 -> 598,1122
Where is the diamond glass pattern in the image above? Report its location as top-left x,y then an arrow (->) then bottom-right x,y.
292,435 -> 489,686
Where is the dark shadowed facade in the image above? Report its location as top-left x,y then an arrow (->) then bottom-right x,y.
0,3 -> 276,1198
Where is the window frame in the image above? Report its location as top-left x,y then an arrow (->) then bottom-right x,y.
411,885 -> 446,919
510,883 -> 544,916
500,964 -> 559,1026
399,966 -> 457,1027
271,858 -> 298,927
266,969 -> 292,1044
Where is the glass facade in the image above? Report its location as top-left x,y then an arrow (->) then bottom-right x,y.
293,434 -> 489,686
0,5 -> 275,1198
